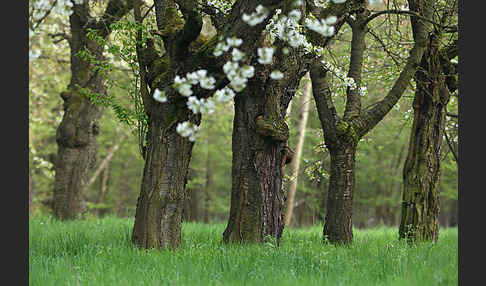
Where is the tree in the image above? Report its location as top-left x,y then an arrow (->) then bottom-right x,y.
222,0 -> 366,244
130,0 -> 364,248
285,74 -> 312,226
130,0 -> 285,249
46,0 -> 133,220
310,0 -> 433,244
399,0 -> 458,243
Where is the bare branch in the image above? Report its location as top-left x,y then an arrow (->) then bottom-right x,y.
363,9 -> 455,30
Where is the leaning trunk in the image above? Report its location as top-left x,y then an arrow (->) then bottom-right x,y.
285,74 -> 312,226
399,36 -> 450,243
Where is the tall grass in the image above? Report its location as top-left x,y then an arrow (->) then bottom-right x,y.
29,215 -> 457,286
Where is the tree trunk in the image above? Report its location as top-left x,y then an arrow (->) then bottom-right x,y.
223,58 -> 304,243
285,74 -> 311,226
29,171 -> 35,212
323,144 -> 357,244
399,34 -> 451,243
84,131 -> 129,192
131,109 -> 199,249
52,1 -> 133,220
204,134 -> 213,223
223,91 -> 288,243
53,89 -> 103,219
96,164 -> 110,217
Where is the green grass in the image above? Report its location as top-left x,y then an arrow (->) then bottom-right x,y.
29,215 -> 457,286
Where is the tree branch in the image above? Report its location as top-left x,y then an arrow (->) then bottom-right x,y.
83,130 -> 130,192
444,128 -> 458,165
343,11 -> 368,121
310,61 -> 340,146
91,0 -> 134,38
355,0 -> 433,138
363,9 -> 455,30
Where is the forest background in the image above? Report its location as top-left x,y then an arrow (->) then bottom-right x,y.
28,0 -> 458,230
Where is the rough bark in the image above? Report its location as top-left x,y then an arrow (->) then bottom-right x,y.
131,107 -> 199,249
310,0 -> 432,244
223,82 -> 289,244
223,0 -> 363,245
399,34 -> 451,243
52,1 -> 133,220
131,0 -> 205,249
285,74 -> 312,226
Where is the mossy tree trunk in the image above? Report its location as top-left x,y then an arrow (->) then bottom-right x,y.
131,103 -> 199,249
223,0 -> 365,245
223,80 -> 294,244
399,32 -> 457,243
311,1 -> 432,244
131,0 -> 285,249
53,1 -> 133,220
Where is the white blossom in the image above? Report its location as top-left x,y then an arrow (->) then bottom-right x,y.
199,76 -> 216,90
214,87 -> 236,102
257,47 -> 275,64
223,61 -> 239,77
242,5 -> 269,26
325,16 -> 338,25
231,48 -> 246,62
305,17 -> 336,37
186,72 -> 200,85
176,121 -> 199,141
226,37 -> 243,47
359,86 -> 367,96
368,0 -> 383,9
270,70 -> 284,80
332,0 -> 347,3
153,88 -> 167,102
288,10 -> 302,21
178,83 -> 193,97
213,41 -> 230,57
229,75 -> 248,92
240,65 -> 255,78
186,96 -> 201,113
344,77 -> 357,90
186,97 -> 216,115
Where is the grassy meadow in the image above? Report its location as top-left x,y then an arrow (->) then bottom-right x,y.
29,215 -> 457,285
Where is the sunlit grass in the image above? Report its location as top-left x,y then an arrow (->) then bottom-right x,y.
29,215 -> 457,286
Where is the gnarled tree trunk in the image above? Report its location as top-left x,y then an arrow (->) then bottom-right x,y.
223,47 -> 305,244
399,34 -> 454,243
52,1 -> 133,220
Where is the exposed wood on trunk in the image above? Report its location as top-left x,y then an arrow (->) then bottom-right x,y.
83,131 -> 129,192
285,74 -> 312,226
